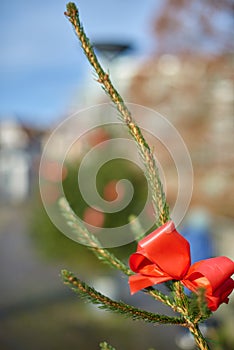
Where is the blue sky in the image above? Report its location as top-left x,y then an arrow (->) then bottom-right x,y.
0,0 -> 158,127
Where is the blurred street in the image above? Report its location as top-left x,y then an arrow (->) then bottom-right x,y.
0,200 -> 234,349
0,202 -> 181,350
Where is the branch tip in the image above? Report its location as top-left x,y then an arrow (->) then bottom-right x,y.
65,2 -> 78,18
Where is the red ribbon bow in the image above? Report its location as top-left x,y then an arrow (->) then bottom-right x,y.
129,221 -> 234,311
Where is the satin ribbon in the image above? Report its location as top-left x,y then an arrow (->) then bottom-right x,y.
129,221 -> 234,311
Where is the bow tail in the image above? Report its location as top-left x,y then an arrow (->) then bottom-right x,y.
129,274 -> 172,295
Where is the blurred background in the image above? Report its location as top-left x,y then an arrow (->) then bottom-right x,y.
0,1 -> 234,349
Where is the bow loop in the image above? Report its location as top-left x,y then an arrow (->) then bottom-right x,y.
129,221 -> 191,294
182,257 -> 234,310
184,257 -> 234,292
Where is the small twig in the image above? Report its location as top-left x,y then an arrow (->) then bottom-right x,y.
59,197 -> 132,276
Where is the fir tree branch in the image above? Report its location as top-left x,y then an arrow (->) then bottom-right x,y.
61,270 -> 186,326
62,5 -> 212,350
99,342 -> 116,350
63,1 -> 175,314
64,2 -> 170,227
59,197 -> 132,276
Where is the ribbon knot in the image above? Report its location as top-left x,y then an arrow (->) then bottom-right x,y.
129,221 -> 234,311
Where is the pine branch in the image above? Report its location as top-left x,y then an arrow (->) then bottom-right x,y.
62,5 -> 212,350
64,2 -> 170,227
61,270 -> 186,326
99,342 -> 116,350
59,197 -> 132,276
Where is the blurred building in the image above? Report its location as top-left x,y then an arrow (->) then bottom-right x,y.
126,54 -> 234,218
42,43 -> 144,162
61,49 -> 234,218
0,117 -> 43,202
5,49 -> 233,219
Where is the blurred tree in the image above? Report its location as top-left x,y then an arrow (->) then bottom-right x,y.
32,152 -> 150,269
152,0 -> 234,54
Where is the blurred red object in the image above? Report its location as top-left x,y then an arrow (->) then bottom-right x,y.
83,206 -> 105,229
